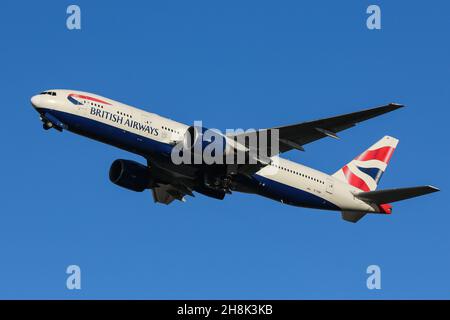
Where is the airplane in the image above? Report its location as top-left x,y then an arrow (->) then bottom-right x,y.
30,89 -> 439,223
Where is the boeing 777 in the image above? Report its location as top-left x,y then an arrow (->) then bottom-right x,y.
30,90 -> 439,222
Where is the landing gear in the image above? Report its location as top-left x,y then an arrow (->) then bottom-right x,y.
204,173 -> 233,194
43,121 -> 53,130
39,115 -> 53,130
40,116 -> 62,132
222,175 -> 233,191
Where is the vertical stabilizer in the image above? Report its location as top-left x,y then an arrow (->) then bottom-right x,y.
332,136 -> 399,191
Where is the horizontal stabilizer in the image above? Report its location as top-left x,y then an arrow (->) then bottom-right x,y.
341,211 -> 367,223
355,185 -> 439,204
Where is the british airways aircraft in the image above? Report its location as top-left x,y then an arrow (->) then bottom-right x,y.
31,89 -> 438,223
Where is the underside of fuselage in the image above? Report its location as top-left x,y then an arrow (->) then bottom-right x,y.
253,175 -> 340,210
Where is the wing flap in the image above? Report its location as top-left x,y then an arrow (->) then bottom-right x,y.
151,183 -> 194,205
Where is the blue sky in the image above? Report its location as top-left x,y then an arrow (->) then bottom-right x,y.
0,0 -> 449,299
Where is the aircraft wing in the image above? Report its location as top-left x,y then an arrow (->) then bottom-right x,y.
229,103 -> 404,156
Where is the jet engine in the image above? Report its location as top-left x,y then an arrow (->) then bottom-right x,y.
109,159 -> 155,192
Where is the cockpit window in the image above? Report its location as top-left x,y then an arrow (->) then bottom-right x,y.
40,91 -> 57,96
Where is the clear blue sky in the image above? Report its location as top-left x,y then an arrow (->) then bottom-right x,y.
0,0 -> 448,299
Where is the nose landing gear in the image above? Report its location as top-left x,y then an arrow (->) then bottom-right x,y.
42,120 -> 53,130
39,114 -> 64,132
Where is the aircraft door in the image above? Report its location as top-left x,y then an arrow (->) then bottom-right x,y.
326,178 -> 334,194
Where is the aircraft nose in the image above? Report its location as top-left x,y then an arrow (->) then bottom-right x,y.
31,95 -> 42,109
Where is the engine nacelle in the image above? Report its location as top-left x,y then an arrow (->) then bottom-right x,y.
109,159 -> 154,192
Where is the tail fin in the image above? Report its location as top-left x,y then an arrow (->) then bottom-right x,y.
332,136 -> 399,191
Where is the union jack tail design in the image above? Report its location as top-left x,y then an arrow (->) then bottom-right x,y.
332,136 -> 399,192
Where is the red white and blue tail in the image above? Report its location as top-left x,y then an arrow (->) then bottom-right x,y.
332,136 -> 399,192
